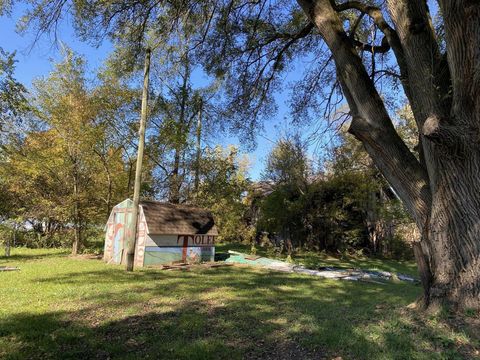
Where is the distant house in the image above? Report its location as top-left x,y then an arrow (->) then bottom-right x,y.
104,199 -> 217,267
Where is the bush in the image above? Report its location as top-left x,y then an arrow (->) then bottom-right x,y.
382,234 -> 414,260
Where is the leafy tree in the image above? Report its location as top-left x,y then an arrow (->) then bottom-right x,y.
0,49 -> 29,244
0,48 -> 29,145
33,49 -> 103,254
146,52 -> 205,203
263,135 -> 310,188
17,0 -> 480,308
89,5 -> 224,205
92,69 -> 143,213
258,129 -> 415,256
329,128 -> 413,256
193,145 -> 250,242
204,0 -> 480,310
0,49 -> 134,253
258,137 -> 310,251
192,0 -> 480,309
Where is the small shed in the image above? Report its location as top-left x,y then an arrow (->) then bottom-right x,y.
103,199 -> 217,267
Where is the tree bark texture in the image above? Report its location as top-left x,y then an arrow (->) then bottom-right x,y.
297,0 -> 480,309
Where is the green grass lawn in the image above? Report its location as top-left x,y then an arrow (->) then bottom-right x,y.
0,246 -> 478,360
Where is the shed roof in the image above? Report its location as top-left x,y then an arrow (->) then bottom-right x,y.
140,200 -> 218,236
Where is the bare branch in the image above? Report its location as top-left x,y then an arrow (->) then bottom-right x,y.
352,37 -> 390,54
331,0 -> 412,99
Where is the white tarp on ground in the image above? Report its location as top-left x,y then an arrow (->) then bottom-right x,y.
225,251 -> 418,283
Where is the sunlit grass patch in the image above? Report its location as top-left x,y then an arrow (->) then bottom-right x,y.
0,246 -> 478,359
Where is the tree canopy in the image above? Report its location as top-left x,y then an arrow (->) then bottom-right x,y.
2,0 -> 480,309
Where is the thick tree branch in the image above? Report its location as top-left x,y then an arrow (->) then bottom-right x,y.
385,0 -> 455,192
331,1 -> 413,101
386,0 -> 448,127
244,22 -> 315,53
437,0 -> 480,128
352,37 -> 389,53
298,0 -> 431,228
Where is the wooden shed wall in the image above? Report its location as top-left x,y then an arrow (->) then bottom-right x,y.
104,199 -> 134,265
104,200 -> 216,267
143,239 -> 215,266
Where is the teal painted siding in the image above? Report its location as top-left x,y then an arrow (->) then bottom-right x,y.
143,246 -> 215,266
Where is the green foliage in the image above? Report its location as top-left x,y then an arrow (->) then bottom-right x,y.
0,48 -> 28,115
263,135 -> 310,186
0,0 -> 13,16
257,132 -> 414,258
0,49 -> 134,251
0,48 -> 29,142
194,145 -> 250,242
259,171 -> 371,252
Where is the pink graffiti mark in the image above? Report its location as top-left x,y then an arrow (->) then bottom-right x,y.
113,223 -> 123,238
187,248 -> 199,262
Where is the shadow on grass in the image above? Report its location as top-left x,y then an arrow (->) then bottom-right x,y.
3,304 -> 472,360
3,264 -> 440,359
0,250 -> 67,263
1,306 -> 325,360
2,256 -> 475,360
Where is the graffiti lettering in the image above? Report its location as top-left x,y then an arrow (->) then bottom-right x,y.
177,234 -> 216,247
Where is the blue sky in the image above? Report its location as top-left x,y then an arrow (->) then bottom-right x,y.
1,2 -> 441,181
0,4 -> 303,180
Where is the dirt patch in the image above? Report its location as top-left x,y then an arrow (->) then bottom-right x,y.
243,332 -> 328,360
146,262 -> 234,271
69,254 -> 103,260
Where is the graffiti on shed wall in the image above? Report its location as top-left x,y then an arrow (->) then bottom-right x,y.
134,210 -> 147,267
177,235 -> 216,246
104,199 -> 217,267
103,199 -> 134,264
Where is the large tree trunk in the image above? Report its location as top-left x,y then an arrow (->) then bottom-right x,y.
389,0 -> 480,309
298,0 -> 480,309
427,0 -> 480,308
426,153 -> 480,309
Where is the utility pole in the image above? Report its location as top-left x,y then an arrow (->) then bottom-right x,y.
126,48 -> 151,272
194,99 -> 202,194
